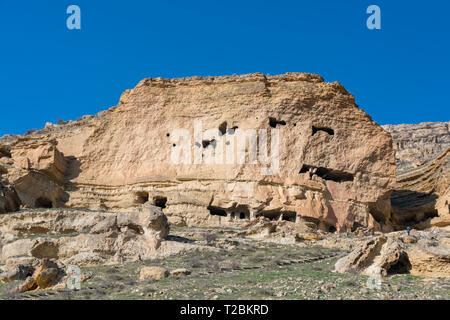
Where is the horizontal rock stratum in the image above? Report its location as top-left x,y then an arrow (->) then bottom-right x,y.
0,73 -> 396,232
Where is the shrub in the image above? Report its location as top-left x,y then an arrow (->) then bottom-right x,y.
201,233 -> 217,245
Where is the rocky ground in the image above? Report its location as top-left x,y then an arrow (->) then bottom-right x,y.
0,218 -> 448,300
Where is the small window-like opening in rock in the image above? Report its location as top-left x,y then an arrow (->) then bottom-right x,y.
234,205 -> 250,220
281,211 -> 297,222
173,144 -> 176,147
208,206 -> 227,217
35,197 -> 53,208
312,126 -> 334,136
269,117 -> 286,128
166,133 -> 170,137
153,196 -> 167,208
136,192 -> 149,204
293,123 -> 297,127
328,226 -> 337,233
202,139 -> 216,148
219,121 -> 227,135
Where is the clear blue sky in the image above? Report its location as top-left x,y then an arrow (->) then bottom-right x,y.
1,1 -> 449,136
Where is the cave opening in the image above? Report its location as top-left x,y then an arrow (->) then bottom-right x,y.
281,211 -> 297,222
208,206 -> 227,217
219,121 -> 227,135
299,164 -> 354,182
35,197 -> 53,209
312,126 -> 334,136
256,209 -> 281,221
387,252 -> 412,275
328,225 -> 337,233
202,139 -> 216,148
269,117 -> 286,128
153,196 -> 167,209
136,192 -> 149,204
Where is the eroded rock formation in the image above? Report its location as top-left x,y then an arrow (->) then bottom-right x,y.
334,230 -> 450,278
0,73 -> 396,232
382,121 -> 450,173
0,205 -> 170,267
0,139 -> 66,212
391,147 -> 450,229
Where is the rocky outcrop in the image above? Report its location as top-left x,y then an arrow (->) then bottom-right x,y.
0,205 -> 170,266
0,73 -> 396,232
382,122 -> 450,173
334,236 -> 406,276
15,259 -> 65,293
334,230 -> 450,278
391,147 -> 450,229
0,139 -> 67,212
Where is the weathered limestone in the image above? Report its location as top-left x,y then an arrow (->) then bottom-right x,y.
0,205 -> 170,266
0,73 -> 396,232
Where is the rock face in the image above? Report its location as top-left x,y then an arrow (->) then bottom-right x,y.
0,73 -> 396,232
0,139 -> 67,212
382,122 -> 450,173
391,147 -> 450,229
0,205 -> 170,266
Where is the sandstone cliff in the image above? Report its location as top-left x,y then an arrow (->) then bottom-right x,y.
0,73 -> 396,232
382,121 -> 450,173
391,147 -> 450,229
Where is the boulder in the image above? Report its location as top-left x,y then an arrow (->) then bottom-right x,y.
334,236 -> 407,276
170,268 -> 192,276
139,266 -> 169,281
16,259 -> 64,293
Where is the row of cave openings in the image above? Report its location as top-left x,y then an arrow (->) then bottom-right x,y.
208,205 -> 297,222
135,192 -> 167,208
208,205 -> 339,232
168,118 -> 335,149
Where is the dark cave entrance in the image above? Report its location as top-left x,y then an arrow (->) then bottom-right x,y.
387,252 -> 412,275
281,211 -> 297,222
153,196 -> 167,209
208,206 -> 227,217
35,197 -> 53,208
135,192 -> 149,204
